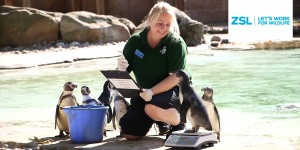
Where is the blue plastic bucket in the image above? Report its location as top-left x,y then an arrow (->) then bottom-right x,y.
62,105 -> 108,143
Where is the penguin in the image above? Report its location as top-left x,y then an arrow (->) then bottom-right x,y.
98,80 -> 113,125
201,86 -> 221,141
55,82 -> 79,137
176,69 -> 212,132
81,85 -> 108,137
81,86 -> 103,106
110,85 -> 130,137
98,81 -> 129,137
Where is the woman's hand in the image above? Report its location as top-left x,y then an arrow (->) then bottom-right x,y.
117,55 -> 128,71
140,89 -> 153,102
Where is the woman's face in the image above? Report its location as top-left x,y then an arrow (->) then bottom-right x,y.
150,12 -> 173,39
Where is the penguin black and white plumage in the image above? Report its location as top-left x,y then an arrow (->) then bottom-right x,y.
81,85 -> 108,137
81,86 -> 103,106
176,69 -> 212,132
201,86 -> 221,141
98,80 -> 129,137
110,85 -> 129,137
55,82 -> 79,137
98,80 -> 113,124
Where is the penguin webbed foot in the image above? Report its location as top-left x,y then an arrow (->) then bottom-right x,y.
55,134 -> 65,138
183,129 -> 195,133
103,129 -> 107,137
54,131 -> 65,137
116,131 -> 124,138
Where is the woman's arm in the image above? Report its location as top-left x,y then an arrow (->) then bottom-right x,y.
151,73 -> 179,95
140,73 -> 179,101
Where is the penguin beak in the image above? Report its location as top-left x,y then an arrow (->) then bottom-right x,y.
201,87 -> 207,91
201,87 -> 213,94
71,84 -> 78,89
81,86 -> 89,95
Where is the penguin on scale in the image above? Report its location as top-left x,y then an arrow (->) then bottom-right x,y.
165,70 -> 219,148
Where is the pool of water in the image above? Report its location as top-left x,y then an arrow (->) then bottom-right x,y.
0,49 -> 299,143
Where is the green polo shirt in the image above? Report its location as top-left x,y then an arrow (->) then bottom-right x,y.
123,28 -> 191,88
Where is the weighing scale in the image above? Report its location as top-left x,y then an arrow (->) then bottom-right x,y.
165,130 -> 219,148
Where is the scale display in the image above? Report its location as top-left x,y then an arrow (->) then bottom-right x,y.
165,131 -> 219,148
166,135 -> 199,145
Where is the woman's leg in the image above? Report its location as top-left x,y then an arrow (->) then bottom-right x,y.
144,86 -> 182,126
145,104 -> 180,126
119,97 -> 154,140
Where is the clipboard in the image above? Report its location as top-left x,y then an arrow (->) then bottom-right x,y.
100,70 -> 142,98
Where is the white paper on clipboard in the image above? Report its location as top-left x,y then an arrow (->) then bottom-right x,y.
100,70 -> 141,98
108,78 -> 140,90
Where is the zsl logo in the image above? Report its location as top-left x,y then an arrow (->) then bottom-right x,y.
231,16 -> 252,25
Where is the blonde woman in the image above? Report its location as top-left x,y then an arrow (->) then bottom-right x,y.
118,1 -> 191,140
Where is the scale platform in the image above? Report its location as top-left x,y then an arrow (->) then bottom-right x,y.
165,130 -> 218,148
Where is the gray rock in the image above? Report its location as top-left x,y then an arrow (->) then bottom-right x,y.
60,11 -> 131,44
0,6 -> 61,47
0,6 -> 136,49
211,35 -> 221,42
118,17 -> 136,34
69,41 -> 81,47
55,42 -> 65,48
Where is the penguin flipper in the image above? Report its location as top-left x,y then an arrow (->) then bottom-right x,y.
73,95 -> 79,106
214,104 -> 221,141
107,105 -> 113,124
112,107 -> 117,130
55,105 -> 59,129
98,80 -> 112,105
180,99 -> 191,123
214,105 -> 221,128
214,105 -> 221,141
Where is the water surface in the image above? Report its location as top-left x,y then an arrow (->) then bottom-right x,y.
0,49 -> 299,143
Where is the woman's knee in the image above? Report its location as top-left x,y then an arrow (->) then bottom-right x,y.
145,104 -> 160,120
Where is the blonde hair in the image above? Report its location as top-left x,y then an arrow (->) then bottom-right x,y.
145,1 -> 180,34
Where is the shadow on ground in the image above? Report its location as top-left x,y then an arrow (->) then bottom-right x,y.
41,133 -> 166,150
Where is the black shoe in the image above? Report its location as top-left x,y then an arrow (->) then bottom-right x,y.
155,121 -> 171,135
171,121 -> 185,131
165,122 -> 185,140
